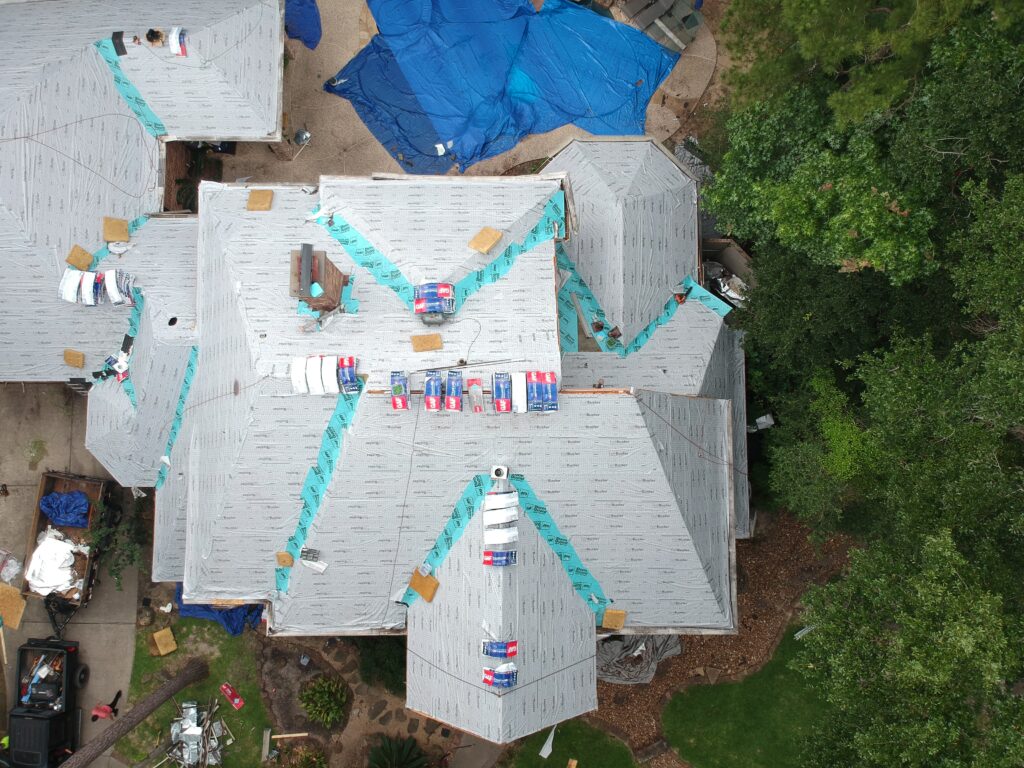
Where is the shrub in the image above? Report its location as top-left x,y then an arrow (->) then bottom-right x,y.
88,498 -> 146,590
367,735 -> 428,768
351,636 -> 406,694
299,675 -> 348,729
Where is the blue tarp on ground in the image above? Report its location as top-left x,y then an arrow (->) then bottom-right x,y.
286,0 -> 322,50
325,0 -> 679,173
175,584 -> 262,636
39,492 -> 90,528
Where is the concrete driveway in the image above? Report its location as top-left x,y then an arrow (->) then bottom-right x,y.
0,383 -> 138,768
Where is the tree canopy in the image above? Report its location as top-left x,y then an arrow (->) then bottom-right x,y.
707,4 -> 1024,765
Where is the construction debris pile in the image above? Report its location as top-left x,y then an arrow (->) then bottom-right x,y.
166,700 -> 233,767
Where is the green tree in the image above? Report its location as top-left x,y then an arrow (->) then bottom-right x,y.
724,0 -> 1024,124
798,532 -> 1023,767
888,22 -> 1024,212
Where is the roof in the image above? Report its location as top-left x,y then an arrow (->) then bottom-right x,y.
0,0 -> 282,381
0,0 -> 282,140
405,479 -> 598,743
182,392 -> 735,633
0,217 -> 198,381
560,302 -> 751,538
545,138 -> 700,344
195,179 -> 564,385
0,127 -> 747,742
169,174 -> 736,645
85,303 -> 197,487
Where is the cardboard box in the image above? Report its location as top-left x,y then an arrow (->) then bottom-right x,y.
149,627 -> 178,657
468,226 -> 503,254
601,609 -> 627,630
63,349 -> 86,369
411,333 -> 443,352
65,245 -> 93,271
0,583 -> 26,630
246,190 -> 274,211
103,217 -> 130,242
409,570 -> 439,602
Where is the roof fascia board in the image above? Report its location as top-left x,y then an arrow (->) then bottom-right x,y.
725,397 -> 738,628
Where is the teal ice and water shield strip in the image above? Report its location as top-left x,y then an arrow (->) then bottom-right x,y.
556,244 -> 732,355
154,346 -> 200,490
276,384 -> 364,593
680,276 -> 733,318
401,472 -> 611,624
89,215 -> 149,270
399,473 -> 492,606
316,208 -> 415,309
120,288 -> 146,408
452,190 -> 565,309
510,475 -> 610,624
93,40 -> 167,137
317,190 -> 564,313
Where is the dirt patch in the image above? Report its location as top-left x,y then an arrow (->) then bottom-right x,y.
255,636 -> 458,768
586,511 -> 853,753
667,0 -> 732,146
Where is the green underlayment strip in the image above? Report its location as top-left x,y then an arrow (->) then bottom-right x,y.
556,244 -> 732,355
154,346 -> 200,490
93,40 -> 167,138
315,190 -> 565,313
400,473 -> 611,624
275,384 -> 364,593
89,215 -> 150,270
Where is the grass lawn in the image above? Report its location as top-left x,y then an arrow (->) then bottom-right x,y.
662,628 -> 825,768
510,719 -> 636,768
117,619 -> 271,767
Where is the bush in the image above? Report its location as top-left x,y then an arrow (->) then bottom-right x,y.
287,746 -> 327,768
367,735 -> 428,768
299,675 -> 348,729
351,637 -> 406,694
88,498 -> 146,590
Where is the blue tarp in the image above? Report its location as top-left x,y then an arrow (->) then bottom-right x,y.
325,0 -> 679,173
286,0 -> 322,50
175,584 -> 262,636
39,492 -> 90,528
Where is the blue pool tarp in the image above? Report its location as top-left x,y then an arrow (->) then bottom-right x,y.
325,0 -> 679,173
286,0 -> 322,50
175,584 -> 262,636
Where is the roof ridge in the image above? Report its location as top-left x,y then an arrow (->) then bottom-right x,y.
635,390 -> 734,623
189,1 -> 276,129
